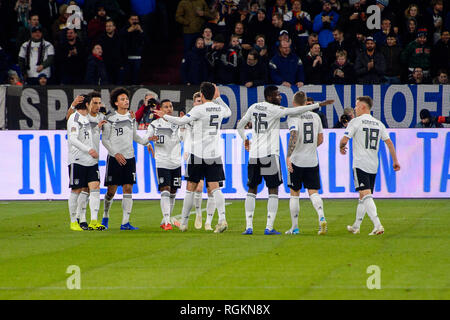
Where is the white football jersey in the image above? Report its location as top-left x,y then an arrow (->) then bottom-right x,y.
102,111 -> 149,159
344,113 -> 390,174
162,98 -> 231,159
67,112 -> 96,166
238,102 -> 321,158
182,123 -> 193,156
145,118 -> 183,169
87,112 -> 104,160
287,111 -> 323,167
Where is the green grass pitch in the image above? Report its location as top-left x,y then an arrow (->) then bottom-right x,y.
0,199 -> 448,300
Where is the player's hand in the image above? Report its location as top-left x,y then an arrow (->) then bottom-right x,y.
149,135 -> 158,141
393,161 -> 400,171
97,120 -> 107,128
88,149 -> 99,159
115,153 -> 127,166
213,83 -> 220,99
153,109 -> 165,118
147,144 -> 154,158
184,152 -> 189,161
282,81 -> 291,87
339,145 -> 347,155
72,95 -> 85,107
296,82 -> 304,88
244,139 -> 250,152
287,157 -> 293,173
130,110 -> 135,119
319,100 -> 335,106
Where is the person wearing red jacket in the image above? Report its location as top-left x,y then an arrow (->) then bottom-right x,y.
135,92 -> 160,129
87,5 -> 108,44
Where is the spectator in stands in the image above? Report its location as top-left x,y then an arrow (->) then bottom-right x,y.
15,0 -> 31,28
136,92 -> 159,129
381,33 -> 402,84
215,34 -> 242,84
247,8 -> 271,45
375,0 -> 398,33
416,109 -> 443,128
404,4 -> 425,30
84,44 -> 109,85
267,12 -> 292,54
98,19 -> 126,85
284,0 -> 312,50
38,73 -> 47,86
239,49 -> 269,87
408,67 -> 429,84
298,32 -> 318,61
8,70 -> 23,86
273,30 -> 296,53
304,43 -> 328,84
202,27 -> 213,50
312,0 -> 339,49
18,26 -> 55,85
354,36 -> 386,84
0,47 -> 8,84
206,34 -> 226,82
402,17 -> 418,46
431,29 -> 450,76
33,0 -> 59,32
56,28 -> 87,85
352,31 -> 367,61
373,18 -> 393,47
16,13 -> 50,52
268,0 -> 290,20
51,4 -> 88,45
233,22 -> 252,51
269,39 -> 304,88
306,96 -> 328,128
181,37 -> 209,85
333,107 -> 355,128
401,28 -> 431,79
252,34 -> 269,62
432,69 -> 448,84
87,5 -> 109,44
330,50 -> 355,84
121,14 -> 144,85
176,0 -> 214,56
326,27 -> 353,64
247,1 -> 260,24
339,0 -> 369,40
424,0 -> 444,44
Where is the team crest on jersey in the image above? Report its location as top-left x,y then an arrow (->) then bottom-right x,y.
159,177 -> 164,184
74,179 -> 79,185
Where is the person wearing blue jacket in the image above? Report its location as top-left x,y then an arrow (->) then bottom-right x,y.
269,40 -> 304,88
181,37 -> 208,85
312,0 -> 339,49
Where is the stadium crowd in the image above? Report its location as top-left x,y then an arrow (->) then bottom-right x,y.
0,0 -> 448,87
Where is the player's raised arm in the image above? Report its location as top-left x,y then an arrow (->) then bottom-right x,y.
66,95 -> 85,120
277,100 -> 334,118
213,84 -> 232,118
154,108 -> 196,126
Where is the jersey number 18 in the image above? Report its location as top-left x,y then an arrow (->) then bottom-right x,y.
362,128 -> 379,150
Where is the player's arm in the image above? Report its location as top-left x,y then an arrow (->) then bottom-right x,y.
213,85 -> 232,118
277,100 -> 334,118
143,124 -> 156,157
101,120 -> 117,156
384,139 -> 400,171
65,95 -> 85,120
68,118 -> 97,158
237,108 -> 252,151
340,118 -> 357,155
133,119 -> 151,146
317,117 -> 324,146
339,136 -> 350,155
286,131 -> 298,173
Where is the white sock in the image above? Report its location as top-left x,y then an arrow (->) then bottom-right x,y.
77,191 -> 89,223
121,194 -> 133,225
205,195 -> 215,225
353,200 -> 365,229
68,191 -> 79,223
194,191 -> 202,216
289,196 -> 299,230
181,191 -> 194,226
169,193 -> 176,215
103,193 -> 113,218
160,191 -> 171,224
266,194 -> 279,230
213,188 -> 226,224
362,195 -> 381,229
89,189 -> 100,222
310,193 -> 325,221
245,193 -> 256,229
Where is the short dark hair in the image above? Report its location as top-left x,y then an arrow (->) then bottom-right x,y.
248,50 -> 259,59
200,82 -> 215,100
306,97 -> 315,102
110,87 -> 130,110
160,99 -> 172,106
264,85 -> 279,101
105,19 -> 115,25
356,96 -> 373,109
86,91 -> 101,105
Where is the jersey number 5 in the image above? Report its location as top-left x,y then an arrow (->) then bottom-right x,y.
363,128 -> 379,150
209,115 -> 219,135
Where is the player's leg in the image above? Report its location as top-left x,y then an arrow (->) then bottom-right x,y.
286,189 -> 300,234
204,184 -> 216,231
286,164 -> 301,234
243,158 -> 262,235
76,186 -> 89,224
159,185 -> 172,230
363,174 -> 383,235
87,180 -> 103,230
208,181 -> 228,233
309,189 -> 327,235
348,198 -> 365,234
68,188 -> 83,231
194,179 -> 204,229
263,155 -> 282,235
180,180 -> 198,230
169,187 -> 180,227
120,157 -> 138,230
102,155 -> 118,228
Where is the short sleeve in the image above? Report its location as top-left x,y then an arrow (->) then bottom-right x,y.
287,116 -> 298,132
344,118 -> 358,138
316,115 -> 323,134
380,123 -> 390,141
